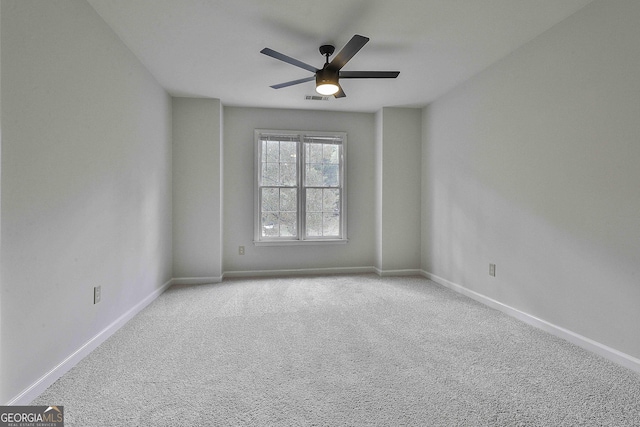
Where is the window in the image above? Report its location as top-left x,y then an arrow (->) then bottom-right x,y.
254,130 -> 347,245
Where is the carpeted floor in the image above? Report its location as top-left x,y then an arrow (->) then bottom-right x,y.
33,275 -> 640,426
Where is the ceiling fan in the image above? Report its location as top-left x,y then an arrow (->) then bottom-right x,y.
261,34 -> 399,98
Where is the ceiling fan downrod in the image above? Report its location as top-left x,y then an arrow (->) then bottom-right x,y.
319,45 -> 335,66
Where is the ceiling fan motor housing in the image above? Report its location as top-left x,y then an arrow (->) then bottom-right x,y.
316,67 -> 338,86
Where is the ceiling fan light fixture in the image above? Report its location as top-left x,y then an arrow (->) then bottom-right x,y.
316,68 -> 339,95
316,82 -> 339,96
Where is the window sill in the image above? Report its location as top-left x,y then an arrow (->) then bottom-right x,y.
254,239 -> 348,247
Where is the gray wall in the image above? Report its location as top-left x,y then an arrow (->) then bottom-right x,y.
219,106 -> 422,276
0,0 -> 172,403
422,0 -> 640,359
172,98 -> 223,282
222,107 -> 377,274
376,108 -> 422,273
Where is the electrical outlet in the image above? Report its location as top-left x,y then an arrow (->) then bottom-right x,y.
489,264 -> 496,277
239,246 -> 245,255
94,286 -> 101,304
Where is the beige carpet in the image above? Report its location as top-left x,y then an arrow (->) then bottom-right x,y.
33,275 -> 640,426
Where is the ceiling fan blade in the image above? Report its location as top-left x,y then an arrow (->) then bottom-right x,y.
261,48 -> 318,73
328,35 -> 369,71
334,85 -> 346,98
270,76 -> 316,89
339,71 -> 400,79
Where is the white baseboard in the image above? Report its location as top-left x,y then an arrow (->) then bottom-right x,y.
7,279 -> 173,406
223,267 -> 425,279
374,268 -> 423,277
171,276 -> 223,285
421,270 -> 640,374
223,266 -> 376,279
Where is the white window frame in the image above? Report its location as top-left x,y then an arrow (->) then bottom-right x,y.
254,129 -> 348,246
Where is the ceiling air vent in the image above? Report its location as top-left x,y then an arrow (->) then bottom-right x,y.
305,95 -> 330,101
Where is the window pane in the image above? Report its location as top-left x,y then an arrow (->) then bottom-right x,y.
262,140 -> 298,187
265,140 -> 279,162
262,212 -> 279,237
261,188 -> 279,212
322,164 -> 339,186
306,212 -> 322,237
280,188 -> 297,212
280,141 -> 297,162
323,189 -> 340,213
262,163 -> 279,186
260,187 -> 298,238
305,189 -> 341,237
305,142 -> 323,187
305,164 -> 323,187
323,144 -> 339,164
307,143 -> 322,164
323,213 -> 340,236
279,212 -> 297,237
305,142 -> 340,188
306,188 -> 322,212
280,163 -> 297,186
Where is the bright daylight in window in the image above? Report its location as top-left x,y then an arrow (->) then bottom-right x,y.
254,130 -> 347,245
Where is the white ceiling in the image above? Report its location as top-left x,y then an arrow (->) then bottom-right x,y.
87,0 -> 594,113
